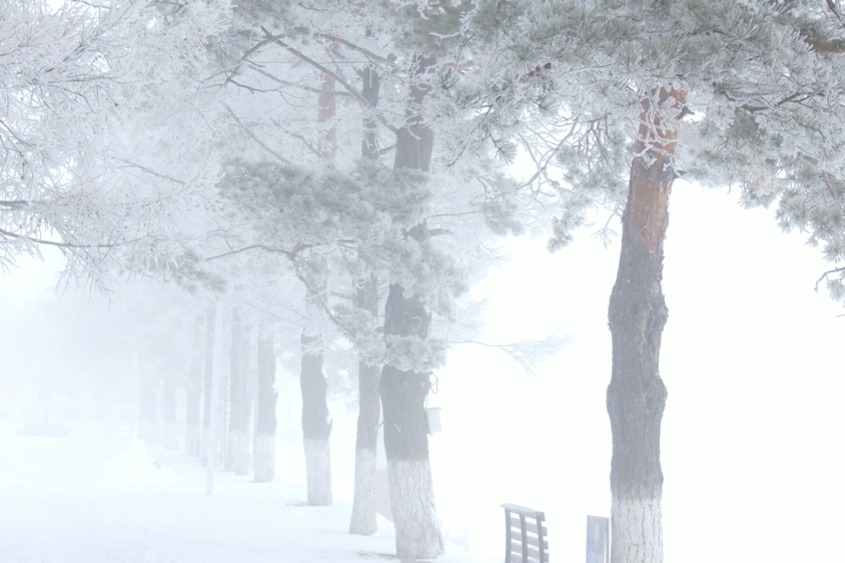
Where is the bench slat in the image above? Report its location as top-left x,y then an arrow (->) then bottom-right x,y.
502,503 -> 549,563
507,518 -> 546,535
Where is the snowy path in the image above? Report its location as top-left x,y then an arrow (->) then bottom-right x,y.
0,426 -> 482,563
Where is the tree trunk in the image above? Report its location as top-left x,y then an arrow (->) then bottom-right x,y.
138,372 -> 160,446
301,258 -> 332,505
185,315 -> 203,457
206,300 -> 225,495
298,70 -> 337,506
162,375 -> 179,450
379,54 -> 443,561
227,308 -> 251,475
350,65 -> 382,537
607,88 -> 685,563
380,284 -> 442,559
350,355 -> 381,535
202,306 -> 215,467
254,327 -> 278,483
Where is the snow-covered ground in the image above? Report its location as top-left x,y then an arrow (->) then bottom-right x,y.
0,423 -> 484,563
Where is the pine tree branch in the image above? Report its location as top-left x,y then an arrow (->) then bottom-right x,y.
223,104 -> 292,165
204,243 -> 307,261
313,33 -> 396,66
815,265 -> 845,290
259,26 -> 399,135
0,200 -> 30,209
808,39 -> 845,53
246,65 -> 352,97
0,227 -> 133,249
118,159 -> 188,185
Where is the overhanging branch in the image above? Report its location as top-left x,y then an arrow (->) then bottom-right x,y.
815,265 -> 845,291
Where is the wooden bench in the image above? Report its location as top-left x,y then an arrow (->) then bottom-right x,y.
501,503 -> 549,563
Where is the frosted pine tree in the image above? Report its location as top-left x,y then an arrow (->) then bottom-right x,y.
451,2 -> 845,562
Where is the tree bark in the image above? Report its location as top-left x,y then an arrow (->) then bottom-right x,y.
254,326 -> 278,483
206,300 -> 225,495
162,375 -> 178,450
301,258 -> 332,505
350,351 -> 381,533
138,371 -> 160,446
350,65 -> 382,537
185,315 -> 203,457
299,70 -> 337,506
227,308 -> 251,475
202,306 -> 215,466
379,54 -> 443,560
607,88 -> 685,563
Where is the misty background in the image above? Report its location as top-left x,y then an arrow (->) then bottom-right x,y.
2,179 -> 843,562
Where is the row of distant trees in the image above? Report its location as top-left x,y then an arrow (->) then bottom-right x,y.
8,2 -> 845,561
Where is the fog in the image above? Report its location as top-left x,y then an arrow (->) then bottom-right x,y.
1,182 -> 844,562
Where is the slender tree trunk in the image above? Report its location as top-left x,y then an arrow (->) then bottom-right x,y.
379,55 -> 443,560
162,375 -> 179,450
138,371 -> 160,445
206,300 -> 225,495
607,88 -> 685,563
350,65 -> 382,537
299,70 -> 337,506
185,315 -> 203,457
202,306 -> 215,467
227,308 -> 251,475
254,326 -> 278,482
217,367 -> 229,469
301,259 -> 332,505
350,359 -> 380,534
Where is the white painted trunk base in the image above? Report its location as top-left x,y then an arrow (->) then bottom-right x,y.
387,459 -> 444,560
304,439 -> 332,505
611,493 -> 663,563
349,448 -> 377,535
253,433 -> 276,483
229,430 -> 250,476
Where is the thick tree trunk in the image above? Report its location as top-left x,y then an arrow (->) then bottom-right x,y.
227,308 -> 251,475
378,55 -> 443,561
350,65 -> 382,537
254,327 -> 278,482
185,315 -> 203,457
607,89 -> 685,563
380,285 -> 443,559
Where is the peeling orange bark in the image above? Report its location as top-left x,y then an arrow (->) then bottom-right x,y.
607,88 -> 685,563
